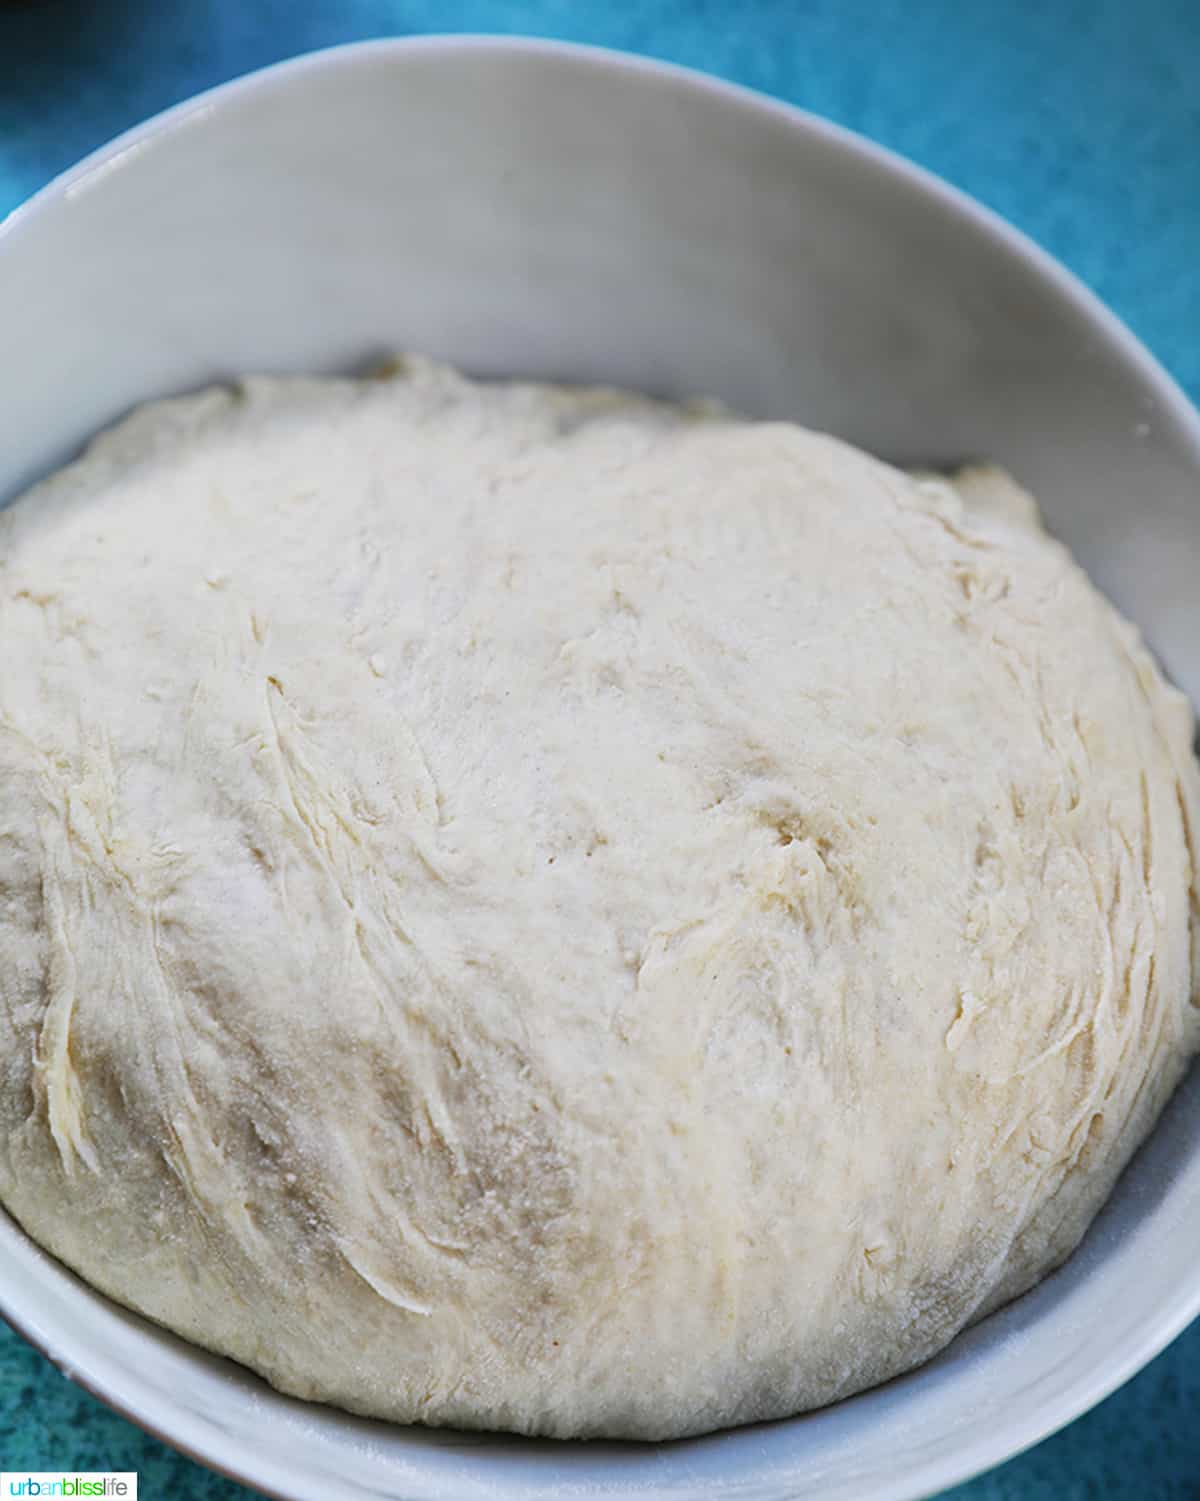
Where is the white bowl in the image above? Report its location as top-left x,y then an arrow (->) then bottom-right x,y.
2,35 -> 1199,1501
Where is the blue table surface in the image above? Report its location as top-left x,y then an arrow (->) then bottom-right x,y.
1,0 -> 1198,1496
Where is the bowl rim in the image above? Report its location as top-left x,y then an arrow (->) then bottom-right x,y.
2,31 -> 1199,1501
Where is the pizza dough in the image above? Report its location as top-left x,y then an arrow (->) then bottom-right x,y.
0,357 -> 1197,1440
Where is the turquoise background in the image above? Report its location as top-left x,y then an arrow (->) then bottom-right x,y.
1,0 -> 1198,1495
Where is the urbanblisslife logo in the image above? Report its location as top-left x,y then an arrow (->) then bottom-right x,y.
1,1479 -> 136,1499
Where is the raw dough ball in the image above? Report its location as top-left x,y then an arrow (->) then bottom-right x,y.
0,358 -> 1197,1439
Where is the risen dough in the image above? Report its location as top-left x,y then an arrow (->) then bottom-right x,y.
0,358 -> 1197,1440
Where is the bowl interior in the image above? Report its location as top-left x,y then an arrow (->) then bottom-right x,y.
1,36 -> 1199,1501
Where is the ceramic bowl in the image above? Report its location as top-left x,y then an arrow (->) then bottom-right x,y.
1,35 -> 1199,1501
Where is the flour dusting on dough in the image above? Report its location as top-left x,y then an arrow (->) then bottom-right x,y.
0,356 -> 1197,1439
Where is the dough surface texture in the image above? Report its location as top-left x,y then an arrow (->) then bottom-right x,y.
1,358 -> 1197,1440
